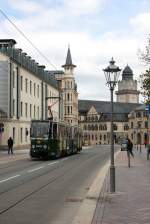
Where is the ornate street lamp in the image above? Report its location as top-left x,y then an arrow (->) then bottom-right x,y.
103,58 -> 121,193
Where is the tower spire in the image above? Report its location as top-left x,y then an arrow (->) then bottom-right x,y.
62,46 -> 76,68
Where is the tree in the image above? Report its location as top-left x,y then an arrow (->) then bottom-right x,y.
140,70 -> 150,103
139,36 -> 150,104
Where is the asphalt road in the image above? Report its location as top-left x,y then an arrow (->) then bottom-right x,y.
0,145 -> 113,224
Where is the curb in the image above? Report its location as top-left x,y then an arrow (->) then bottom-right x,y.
72,150 -> 120,224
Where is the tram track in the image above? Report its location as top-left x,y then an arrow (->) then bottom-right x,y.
0,150 -> 108,217
0,158 -> 45,176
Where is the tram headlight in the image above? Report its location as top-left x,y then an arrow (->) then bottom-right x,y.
43,144 -> 47,149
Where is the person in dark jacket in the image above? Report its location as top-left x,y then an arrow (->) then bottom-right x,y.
127,138 -> 134,158
7,137 -> 14,155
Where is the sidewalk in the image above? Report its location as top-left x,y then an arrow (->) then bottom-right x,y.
92,147 -> 150,224
0,149 -> 30,164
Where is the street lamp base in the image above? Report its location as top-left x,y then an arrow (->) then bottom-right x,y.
110,165 -> 115,193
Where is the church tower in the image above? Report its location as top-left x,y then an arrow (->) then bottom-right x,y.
61,47 -> 78,125
115,65 -> 140,103
52,47 -> 78,125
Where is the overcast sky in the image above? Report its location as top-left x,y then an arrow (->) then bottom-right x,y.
0,0 -> 150,102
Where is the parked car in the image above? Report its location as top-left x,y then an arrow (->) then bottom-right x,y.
121,139 -> 128,151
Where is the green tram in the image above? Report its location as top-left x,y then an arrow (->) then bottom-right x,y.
30,120 -> 82,159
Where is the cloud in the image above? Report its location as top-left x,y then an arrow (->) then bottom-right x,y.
130,13 -> 150,33
9,0 -> 44,14
64,0 -> 106,16
0,0 -> 148,102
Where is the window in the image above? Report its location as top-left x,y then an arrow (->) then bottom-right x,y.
34,105 -> 36,119
30,104 -> 32,118
25,78 -> 28,93
67,106 -> 70,115
21,102 -> 23,116
145,121 -> 148,128
137,121 -> 142,128
37,85 -> 39,98
25,103 -> 28,117
124,123 -> 129,130
113,124 -> 117,130
13,99 -> 15,116
21,76 -> 23,91
25,128 -> 27,142
13,127 -> 15,142
13,71 -> 15,88
67,93 -> 69,101
34,83 -> 36,96
20,128 -> 23,143
37,106 -> 39,119
70,106 -> 72,114
30,81 -> 32,95
136,112 -> 141,118
131,122 -> 133,128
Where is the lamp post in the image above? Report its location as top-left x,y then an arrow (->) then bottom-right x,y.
103,58 -> 121,193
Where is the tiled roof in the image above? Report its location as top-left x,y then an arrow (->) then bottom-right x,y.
78,99 -> 141,122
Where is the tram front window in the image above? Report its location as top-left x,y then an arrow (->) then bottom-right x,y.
31,121 -> 49,138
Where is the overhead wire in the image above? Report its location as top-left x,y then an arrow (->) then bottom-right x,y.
0,8 -> 58,70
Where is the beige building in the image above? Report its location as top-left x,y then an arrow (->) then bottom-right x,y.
79,100 -> 139,145
0,39 -> 60,149
79,65 -> 141,146
128,105 -> 150,146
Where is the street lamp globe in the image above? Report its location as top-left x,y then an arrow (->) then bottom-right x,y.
103,57 -> 121,90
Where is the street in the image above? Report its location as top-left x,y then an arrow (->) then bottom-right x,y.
0,145 -> 112,224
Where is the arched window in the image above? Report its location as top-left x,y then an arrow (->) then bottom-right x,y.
84,125 -> 87,130
99,125 -> 102,130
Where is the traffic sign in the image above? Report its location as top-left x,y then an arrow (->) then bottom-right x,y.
145,105 -> 150,114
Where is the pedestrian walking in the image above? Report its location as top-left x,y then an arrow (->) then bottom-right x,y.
144,139 -> 147,148
7,137 -> 14,155
127,138 -> 134,158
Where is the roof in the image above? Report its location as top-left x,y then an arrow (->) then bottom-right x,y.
62,47 -> 76,68
0,39 -> 16,46
78,100 -> 141,122
0,39 -> 59,90
122,65 -> 133,80
133,104 -> 147,111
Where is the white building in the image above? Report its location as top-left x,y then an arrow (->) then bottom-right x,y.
0,39 -> 59,149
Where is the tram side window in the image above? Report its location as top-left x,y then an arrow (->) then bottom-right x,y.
53,123 -> 58,139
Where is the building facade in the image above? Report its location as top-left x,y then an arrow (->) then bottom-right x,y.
0,39 -> 59,149
79,100 -> 140,145
128,105 -> 150,146
79,65 -> 142,146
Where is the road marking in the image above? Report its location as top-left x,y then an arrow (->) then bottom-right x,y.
47,161 -> 58,166
61,158 -> 69,161
27,166 -> 45,173
0,174 -> 21,183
